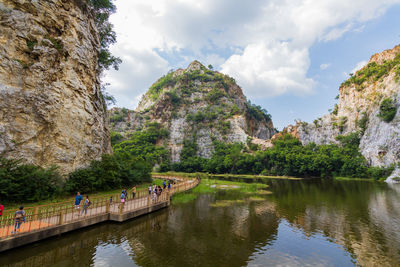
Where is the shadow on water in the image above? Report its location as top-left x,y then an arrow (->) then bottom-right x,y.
1,178 -> 400,266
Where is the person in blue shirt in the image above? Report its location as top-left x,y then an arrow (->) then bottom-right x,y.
163,180 -> 166,189
75,192 -> 83,211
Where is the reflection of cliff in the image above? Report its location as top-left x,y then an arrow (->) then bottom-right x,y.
267,179 -> 400,266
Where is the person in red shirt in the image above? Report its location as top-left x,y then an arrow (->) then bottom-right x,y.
0,203 -> 4,217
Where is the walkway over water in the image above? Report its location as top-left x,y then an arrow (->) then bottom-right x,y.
0,175 -> 199,252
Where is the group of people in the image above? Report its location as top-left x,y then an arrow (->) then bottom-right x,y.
148,180 -> 172,201
117,185 -> 137,207
3,180 -> 175,235
74,192 -> 91,215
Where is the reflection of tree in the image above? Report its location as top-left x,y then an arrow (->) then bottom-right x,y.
266,179 -> 400,266
128,193 -> 280,267
2,180 -> 397,266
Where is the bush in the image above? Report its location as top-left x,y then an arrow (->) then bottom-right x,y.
378,98 -> 397,122
65,153 -> 152,194
0,158 -> 62,202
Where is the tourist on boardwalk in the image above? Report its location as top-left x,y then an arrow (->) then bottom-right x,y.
132,185 -> 136,199
152,188 -> 157,202
12,206 -> 25,234
110,196 -> 113,205
75,192 -> 83,211
81,196 -> 90,215
168,181 -> 171,190
148,184 -> 152,195
163,180 -> 166,190
119,191 -> 125,210
123,188 -> 128,200
0,202 -> 4,217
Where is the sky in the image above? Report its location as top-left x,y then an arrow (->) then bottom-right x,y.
104,0 -> 400,130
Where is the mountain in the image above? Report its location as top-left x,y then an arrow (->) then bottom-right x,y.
0,0 -> 111,173
110,61 -> 277,162
289,44 -> 400,181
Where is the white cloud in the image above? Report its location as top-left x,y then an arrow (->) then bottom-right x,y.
105,0 -> 400,108
350,60 -> 368,75
221,42 -> 314,97
320,63 -> 331,70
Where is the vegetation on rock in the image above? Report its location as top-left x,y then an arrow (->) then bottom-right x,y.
341,53 -> 400,89
378,98 -> 397,122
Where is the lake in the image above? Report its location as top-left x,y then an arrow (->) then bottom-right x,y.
1,178 -> 399,266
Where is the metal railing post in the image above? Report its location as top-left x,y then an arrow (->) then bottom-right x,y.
59,211 -> 64,225
106,201 -> 110,213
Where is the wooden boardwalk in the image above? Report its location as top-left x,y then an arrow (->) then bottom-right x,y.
0,175 -> 199,252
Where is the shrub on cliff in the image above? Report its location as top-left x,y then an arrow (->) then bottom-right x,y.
378,98 -> 397,123
0,158 -> 62,202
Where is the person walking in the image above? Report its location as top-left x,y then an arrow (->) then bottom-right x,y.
12,206 -> 25,234
0,202 -> 4,217
119,190 -> 125,210
148,184 -> 152,195
132,185 -> 136,199
75,192 -> 83,212
81,196 -> 90,216
123,188 -> 128,200
163,180 -> 166,190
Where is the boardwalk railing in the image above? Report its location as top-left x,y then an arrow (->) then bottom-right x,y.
0,176 -> 199,240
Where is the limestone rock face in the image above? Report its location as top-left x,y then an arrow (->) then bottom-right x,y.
0,0 -> 112,173
293,45 -> 400,180
110,61 -> 276,161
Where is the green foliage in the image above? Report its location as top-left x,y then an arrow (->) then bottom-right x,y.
245,100 -> 272,122
332,104 -> 338,115
43,36 -> 63,52
378,98 -> 397,122
163,133 -> 391,179
165,91 -> 181,108
230,104 -> 241,116
338,116 -> 348,132
65,153 -> 152,193
26,40 -> 37,51
113,123 -> 170,165
217,121 -> 231,135
206,87 -> 226,102
110,130 -> 124,146
187,110 -> 217,123
148,72 -> 177,99
88,0 -> 121,72
341,53 -> 400,89
356,112 -> 369,133
0,158 -> 62,202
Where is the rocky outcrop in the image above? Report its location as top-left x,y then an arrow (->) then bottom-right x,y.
293,45 -> 400,181
0,0 -> 112,173
110,61 -> 276,161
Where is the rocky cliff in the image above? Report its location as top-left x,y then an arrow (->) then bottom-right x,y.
0,0 -> 112,173
110,61 -> 276,162
294,45 -> 400,181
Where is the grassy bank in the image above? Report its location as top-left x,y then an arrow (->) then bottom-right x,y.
171,177 -> 270,205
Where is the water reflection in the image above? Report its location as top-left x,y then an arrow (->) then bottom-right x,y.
0,179 -> 399,266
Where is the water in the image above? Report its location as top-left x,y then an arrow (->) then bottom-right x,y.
1,179 -> 400,266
